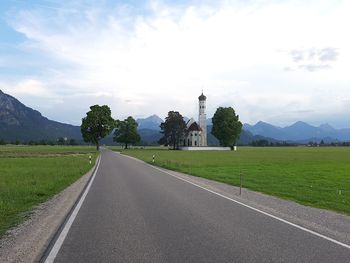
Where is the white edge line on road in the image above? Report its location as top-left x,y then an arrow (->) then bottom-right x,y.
44,155 -> 102,263
118,152 -> 350,250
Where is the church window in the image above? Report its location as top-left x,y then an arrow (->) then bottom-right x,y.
195,141 -> 197,146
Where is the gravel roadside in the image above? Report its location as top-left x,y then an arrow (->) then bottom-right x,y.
0,158 -> 99,263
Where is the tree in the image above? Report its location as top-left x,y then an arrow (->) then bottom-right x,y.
81,105 -> 116,150
113,116 -> 140,149
212,107 -> 242,147
159,111 -> 186,150
69,139 -> 77,146
251,139 -> 269,147
57,137 -> 65,145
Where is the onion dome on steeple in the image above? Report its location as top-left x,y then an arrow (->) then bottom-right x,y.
198,92 -> 206,101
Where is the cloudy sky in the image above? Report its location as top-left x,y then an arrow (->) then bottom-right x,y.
1,0 -> 350,127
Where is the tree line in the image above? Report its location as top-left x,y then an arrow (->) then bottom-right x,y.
81,105 -> 242,150
81,105 -> 141,151
0,138 -> 78,146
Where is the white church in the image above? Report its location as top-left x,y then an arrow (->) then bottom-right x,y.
182,92 -> 208,147
180,92 -> 231,151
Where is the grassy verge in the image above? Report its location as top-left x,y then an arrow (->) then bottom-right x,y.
120,147 -> 350,215
0,146 -> 97,237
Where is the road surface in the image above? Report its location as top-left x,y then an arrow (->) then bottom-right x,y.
45,149 -> 350,262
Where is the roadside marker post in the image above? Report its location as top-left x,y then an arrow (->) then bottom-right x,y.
152,155 -> 155,163
89,155 -> 92,165
239,171 -> 242,196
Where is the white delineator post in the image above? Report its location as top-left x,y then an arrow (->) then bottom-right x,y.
198,92 -> 207,146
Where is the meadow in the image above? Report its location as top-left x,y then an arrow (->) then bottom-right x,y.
0,145 -> 97,237
121,147 -> 350,215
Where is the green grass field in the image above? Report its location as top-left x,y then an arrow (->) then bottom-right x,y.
0,145 -> 97,237
121,147 -> 350,215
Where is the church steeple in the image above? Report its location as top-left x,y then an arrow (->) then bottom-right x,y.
198,91 -> 207,146
198,92 -> 206,101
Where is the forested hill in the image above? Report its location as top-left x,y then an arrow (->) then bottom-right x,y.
0,90 -> 81,142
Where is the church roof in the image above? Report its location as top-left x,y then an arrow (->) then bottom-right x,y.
188,122 -> 202,131
186,118 -> 195,128
198,92 -> 206,101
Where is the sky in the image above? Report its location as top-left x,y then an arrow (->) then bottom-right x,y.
1,0 -> 350,128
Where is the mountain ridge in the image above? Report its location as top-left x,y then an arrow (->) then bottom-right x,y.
0,90 -> 82,142
2,90 -> 350,144
136,115 -> 163,130
244,120 -> 350,141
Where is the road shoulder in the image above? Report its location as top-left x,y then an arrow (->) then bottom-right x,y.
0,160 -> 98,263
120,152 -> 350,246
158,166 -> 350,245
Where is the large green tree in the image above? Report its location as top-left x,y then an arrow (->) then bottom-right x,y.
113,116 -> 140,149
159,111 -> 186,150
81,105 -> 115,150
212,107 -> 242,147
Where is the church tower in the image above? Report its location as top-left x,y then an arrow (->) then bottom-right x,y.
198,92 -> 207,146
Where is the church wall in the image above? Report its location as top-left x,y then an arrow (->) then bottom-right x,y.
183,131 -> 202,147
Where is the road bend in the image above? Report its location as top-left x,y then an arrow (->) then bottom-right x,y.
49,149 -> 350,262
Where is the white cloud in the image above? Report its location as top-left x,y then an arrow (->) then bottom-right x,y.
1,79 -> 52,97
4,0 -> 350,127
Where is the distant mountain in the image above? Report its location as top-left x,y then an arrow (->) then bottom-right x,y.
0,90 -> 81,142
135,115 -> 163,144
135,114 -> 281,146
243,121 -> 283,140
4,90 -> 348,146
207,125 -> 277,146
136,115 -> 163,130
244,121 -> 350,142
138,129 -> 162,145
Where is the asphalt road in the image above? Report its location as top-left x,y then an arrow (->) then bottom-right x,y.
49,149 -> 350,262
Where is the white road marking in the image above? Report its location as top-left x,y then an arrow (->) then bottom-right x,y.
44,156 -> 101,263
119,152 -> 350,250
